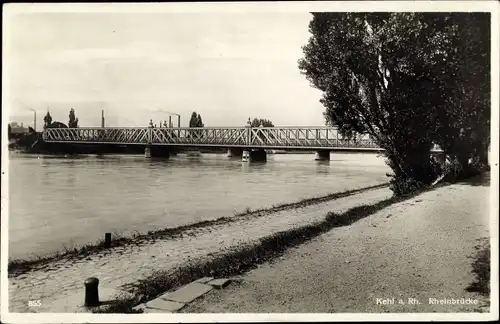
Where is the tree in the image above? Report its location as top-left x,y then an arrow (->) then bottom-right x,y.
47,121 -> 68,128
250,118 -> 274,127
8,124 -> 12,140
197,114 -> 204,128
188,111 -> 204,138
300,13 -> 491,192
68,108 -> 79,128
43,112 -> 52,129
189,111 -> 204,127
189,112 -> 197,127
248,118 -> 275,144
299,13 -> 460,195
429,14 -> 490,172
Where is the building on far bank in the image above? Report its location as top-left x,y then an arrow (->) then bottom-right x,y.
8,122 -> 36,140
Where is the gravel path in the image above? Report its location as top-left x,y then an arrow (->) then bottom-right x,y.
182,179 -> 491,313
9,186 -> 391,312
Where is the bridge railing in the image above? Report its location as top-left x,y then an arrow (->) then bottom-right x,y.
42,127 -> 379,149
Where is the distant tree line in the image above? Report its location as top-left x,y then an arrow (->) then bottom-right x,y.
43,108 -> 79,129
249,118 -> 274,127
299,12 -> 490,196
246,117 -> 275,143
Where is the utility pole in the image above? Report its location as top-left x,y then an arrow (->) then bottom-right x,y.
101,110 -> 105,128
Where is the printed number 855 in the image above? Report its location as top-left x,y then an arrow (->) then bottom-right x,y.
28,300 -> 41,307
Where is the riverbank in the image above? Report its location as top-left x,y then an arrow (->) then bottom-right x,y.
8,183 -> 388,276
181,173 -> 491,314
9,183 -> 392,312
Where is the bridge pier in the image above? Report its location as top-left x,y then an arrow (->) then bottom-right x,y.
145,145 -> 170,159
242,149 -> 267,162
314,150 -> 330,161
227,148 -> 243,158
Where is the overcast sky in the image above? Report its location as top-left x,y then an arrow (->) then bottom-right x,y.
5,11 -> 326,128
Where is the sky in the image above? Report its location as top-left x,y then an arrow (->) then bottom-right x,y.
5,11 -> 326,128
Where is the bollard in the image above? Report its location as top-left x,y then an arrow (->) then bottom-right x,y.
84,277 -> 100,307
104,233 -> 111,248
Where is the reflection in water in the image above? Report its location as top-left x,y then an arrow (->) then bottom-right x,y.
315,161 -> 330,175
9,151 -> 389,259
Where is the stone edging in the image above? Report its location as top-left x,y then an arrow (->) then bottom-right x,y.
133,277 -> 232,313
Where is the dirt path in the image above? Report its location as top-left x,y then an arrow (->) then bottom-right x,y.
182,180 -> 491,313
9,186 -> 392,312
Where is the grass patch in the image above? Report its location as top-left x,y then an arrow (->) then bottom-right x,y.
232,182 -> 389,217
8,231 -> 132,277
8,183 -> 389,277
96,182 -> 434,313
466,238 -> 490,296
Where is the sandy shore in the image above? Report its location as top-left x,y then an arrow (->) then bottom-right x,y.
9,185 -> 392,312
182,178 -> 491,313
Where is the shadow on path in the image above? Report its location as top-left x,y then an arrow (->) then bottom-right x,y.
458,171 -> 490,187
465,237 -> 490,296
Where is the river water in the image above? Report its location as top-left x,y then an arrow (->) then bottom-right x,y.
8,151 -> 390,259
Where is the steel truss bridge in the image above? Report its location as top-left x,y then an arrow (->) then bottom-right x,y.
42,126 -> 382,151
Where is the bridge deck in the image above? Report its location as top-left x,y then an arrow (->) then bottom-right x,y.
42,127 -> 442,152
42,127 -> 380,150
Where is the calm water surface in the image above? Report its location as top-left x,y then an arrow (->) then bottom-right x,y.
9,152 -> 390,259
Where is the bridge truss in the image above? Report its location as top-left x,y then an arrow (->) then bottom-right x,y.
42,127 -> 379,150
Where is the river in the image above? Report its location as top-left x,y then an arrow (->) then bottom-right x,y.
8,151 -> 390,259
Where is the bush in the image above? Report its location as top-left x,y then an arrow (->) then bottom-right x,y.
389,177 -> 427,197
441,156 -> 484,182
384,149 -> 440,197
470,156 -> 490,172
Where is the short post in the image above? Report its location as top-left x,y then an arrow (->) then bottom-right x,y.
104,233 -> 111,247
84,277 -> 100,307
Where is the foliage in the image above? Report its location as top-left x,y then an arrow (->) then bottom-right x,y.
8,124 -> 12,140
189,112 -> 204,127
43,112 -> 53,129
248,118 -> 275,143
188,111 -> 204,138
430,14 -> 490,171
47,121 -> 68,128
299,13 -> 490,195
250,118 -> 274,127
197,114 -> 204,128
68,108 -> 79,128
